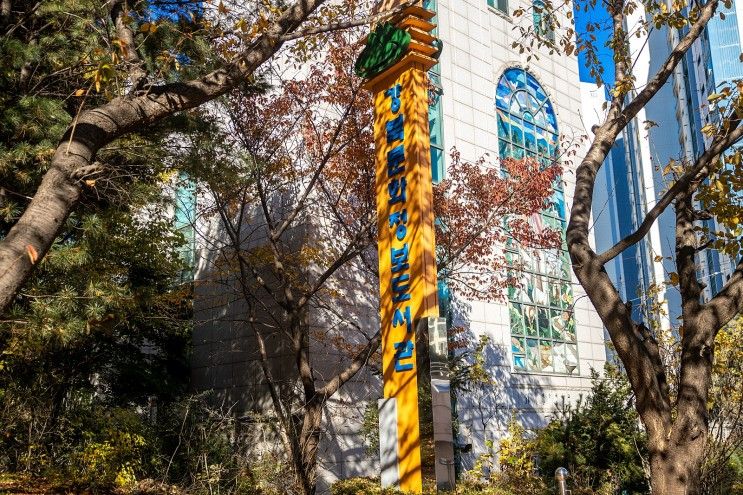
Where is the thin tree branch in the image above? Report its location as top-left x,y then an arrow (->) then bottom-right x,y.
317,330 -> 381,398
618,0 -> 719,128
278,0 -> 416,41
596,119 -> 743,265
271,88 -> 361,243
109,0 -> 148,90
704,256 -> 743,330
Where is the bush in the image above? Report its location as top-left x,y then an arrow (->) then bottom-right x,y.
154,394 -> 291,495
532,365 -> 648,495
66,407 -> 155,491
330,477 -> 518,495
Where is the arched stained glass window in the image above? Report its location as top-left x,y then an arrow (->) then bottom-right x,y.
496,68 -> 558,162
496,68 -> 579,375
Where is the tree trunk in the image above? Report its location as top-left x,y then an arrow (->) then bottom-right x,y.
0,161 -> 82,312
295,400 -> 323,495
0,0 -> 327,315
648,435 -> 706,495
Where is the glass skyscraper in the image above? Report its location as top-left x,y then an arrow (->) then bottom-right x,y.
590,0 -> 743,327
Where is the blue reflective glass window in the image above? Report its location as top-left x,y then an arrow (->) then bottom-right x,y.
487,0 -> 508,13
428,73 -> 445,183
533,0 -> 555,41
498,139 -> 510,158
497,112 -> 510,140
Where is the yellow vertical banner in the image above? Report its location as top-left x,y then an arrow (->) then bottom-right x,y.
372,61 -> 439,493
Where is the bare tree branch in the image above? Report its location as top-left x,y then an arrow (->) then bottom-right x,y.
618,0 -> 719,129
317,330 -> 381,398
279,0 -> 416,41
597,120 -> 743,265
109,0 -> 148,90
270,88 -> 361,243
704,256 -> 743,329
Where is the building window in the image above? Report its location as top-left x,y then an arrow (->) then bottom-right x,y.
174,172 -> 196,282
532,0 -> 554,40
488,0 -> 508,14
426,0 -> 445,182
496,68 -> 578,375
429,71 -> 445,183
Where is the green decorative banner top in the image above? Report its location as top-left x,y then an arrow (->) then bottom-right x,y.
354,23 -> 411,80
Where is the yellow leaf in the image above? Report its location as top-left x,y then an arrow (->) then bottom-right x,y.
26,245 -> 38,264
701,123 -> 717,136
139,22 -> 151,33
84,179 -> 96,187
74,89 -> 85,96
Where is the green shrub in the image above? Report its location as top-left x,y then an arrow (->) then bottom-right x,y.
65,407 -> 156,491
532,366 -> 649,495
331,477 -> 519,495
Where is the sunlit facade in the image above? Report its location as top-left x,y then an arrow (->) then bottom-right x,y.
424,0 -> 607,473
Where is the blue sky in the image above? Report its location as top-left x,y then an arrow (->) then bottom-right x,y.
574,1 -> 616,86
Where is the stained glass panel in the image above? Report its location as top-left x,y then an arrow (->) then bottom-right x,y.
514,354 -> 526,370
540,340 -> 554,371
553,343 -> 567,373
498,67 -> 578,375
526,338 -> 540,371
510,303 -> 525,335
510,117 -> 524,146
512,336 -> 526,354
537,308 -> 550,337
550,309 -> 565,339
549,280 -> 561,307
499,139 -> 510,158
524,306 -> 538,337
497,114 -> 510,140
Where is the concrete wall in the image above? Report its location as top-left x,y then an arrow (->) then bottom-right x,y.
433,0 -> 607,466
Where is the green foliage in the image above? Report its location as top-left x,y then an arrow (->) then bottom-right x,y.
361,400 -> 380,457
0,0 -> 211,233
331,476 -> 519,495
0,201 -> 192,486
66,407 -> 154,490
151,394 -> 292,495
495,420 -> 546,495
700,317 -> 743,495
0,4 -> 198,486
457,364 -> 648,495
532,365 -> 648,494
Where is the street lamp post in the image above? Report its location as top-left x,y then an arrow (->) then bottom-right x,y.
555,467 -> 570,495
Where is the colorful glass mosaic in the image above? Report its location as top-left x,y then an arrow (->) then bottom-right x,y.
497,68 -> 578,375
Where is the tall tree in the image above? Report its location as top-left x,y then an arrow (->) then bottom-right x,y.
519,0 -> 743,491
187,33 -> 378,495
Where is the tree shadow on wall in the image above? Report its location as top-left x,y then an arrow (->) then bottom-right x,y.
447,294 -> 550,476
